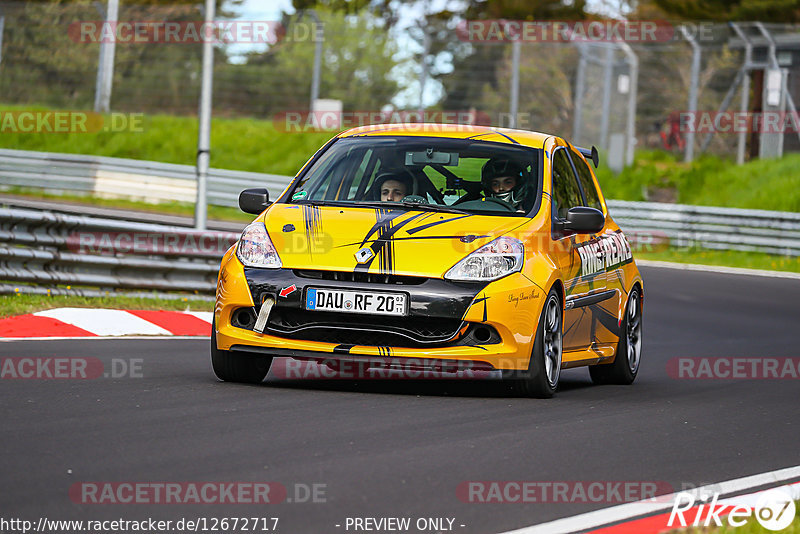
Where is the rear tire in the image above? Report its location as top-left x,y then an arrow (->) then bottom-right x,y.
589,286 -> 642,385
505,289 -> 563,398
211,319 -> 272,384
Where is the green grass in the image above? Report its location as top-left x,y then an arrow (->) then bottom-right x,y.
0,104 -> 334,176
596,150 -> 800,212
636,248 -> 800,274
0,293 -> 212,319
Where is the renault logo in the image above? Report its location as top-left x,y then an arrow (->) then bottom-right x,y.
355,247 -> 375,264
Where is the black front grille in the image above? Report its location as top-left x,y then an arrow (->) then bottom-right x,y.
266,308 -> 462,347
293,270 -> 427,285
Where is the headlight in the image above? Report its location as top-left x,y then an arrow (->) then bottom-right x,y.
444,236 -> 523,281
235,222 -> 282,268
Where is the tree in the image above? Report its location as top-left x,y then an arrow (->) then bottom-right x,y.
214,9 -> 400,116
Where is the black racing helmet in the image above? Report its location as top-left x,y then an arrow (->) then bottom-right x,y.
481,158 -> 527,206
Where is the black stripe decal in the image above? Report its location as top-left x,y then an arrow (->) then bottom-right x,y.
405,214 -> 473,235
565,289 -> 616,310
302,205 -> 321,258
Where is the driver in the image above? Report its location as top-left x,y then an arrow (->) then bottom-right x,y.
481,158 -> 527,210
373,171 -> 413,202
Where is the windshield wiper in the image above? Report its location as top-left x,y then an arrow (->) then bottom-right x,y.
351,201 -> 469,215
397,201 -> 469,215
300,199 -> 469,215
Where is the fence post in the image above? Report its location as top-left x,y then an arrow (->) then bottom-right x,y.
0,10 -> 5,69
616,41 -> 638,166
509,40 -> 520,128
728,23 -> 751,165
94,0 -> 119,113
572,44 -> 587,145
308,10 -> 323,111
680,26 -> 701,163
599,45 -> 614,151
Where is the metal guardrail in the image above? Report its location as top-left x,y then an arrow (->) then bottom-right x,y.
1,149 -> 799,298
0,207 -> 237,296
0,148 -> 291,208
607,200 -> 800,257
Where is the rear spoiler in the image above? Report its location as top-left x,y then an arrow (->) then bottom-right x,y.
576,146 -> 599,168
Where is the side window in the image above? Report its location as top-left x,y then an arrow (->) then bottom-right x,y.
570,150 -> 602,211
551,149 -> 582,219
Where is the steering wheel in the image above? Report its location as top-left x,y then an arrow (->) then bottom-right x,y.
480,197 -> 517,212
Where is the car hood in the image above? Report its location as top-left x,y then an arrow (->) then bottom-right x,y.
261,204 -> 528,278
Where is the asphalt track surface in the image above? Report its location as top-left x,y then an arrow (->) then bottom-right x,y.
2,265 -> 799,534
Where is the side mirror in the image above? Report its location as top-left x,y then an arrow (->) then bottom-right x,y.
239,188 -> 271,214
563,206 -> 604,234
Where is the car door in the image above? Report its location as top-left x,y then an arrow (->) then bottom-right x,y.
550,145 -> 606,352
568,146 -> 628,350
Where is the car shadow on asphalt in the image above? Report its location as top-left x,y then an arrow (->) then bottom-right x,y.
258,374 -> 593,398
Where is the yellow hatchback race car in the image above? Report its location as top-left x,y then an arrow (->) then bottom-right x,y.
212,124 -> 643,397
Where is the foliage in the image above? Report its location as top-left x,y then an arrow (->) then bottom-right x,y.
214,9 -> 400,116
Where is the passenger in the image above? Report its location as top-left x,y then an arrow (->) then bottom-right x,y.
481,159 -> 528,210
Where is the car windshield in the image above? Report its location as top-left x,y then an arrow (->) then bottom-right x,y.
286,136 -> 542,216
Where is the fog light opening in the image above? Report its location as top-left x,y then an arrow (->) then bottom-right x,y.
473,327 -> 492,343
232,308 -> 257,330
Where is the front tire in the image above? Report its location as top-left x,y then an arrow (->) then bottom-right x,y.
589,286 -> 642,385
211,319 -> 272,384
506,289 -> 563,398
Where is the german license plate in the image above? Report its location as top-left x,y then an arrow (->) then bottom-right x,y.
305,288 -> 407,316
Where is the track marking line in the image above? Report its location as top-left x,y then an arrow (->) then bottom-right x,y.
497,464 -> 800,534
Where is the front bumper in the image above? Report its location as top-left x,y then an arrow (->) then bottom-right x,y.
215,249 -> 545,371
